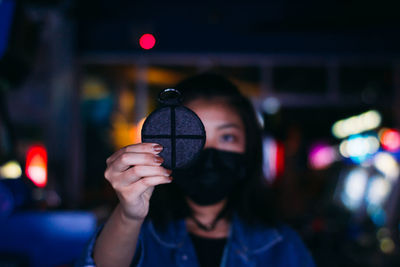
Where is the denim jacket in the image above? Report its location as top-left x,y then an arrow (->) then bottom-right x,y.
78,215 -> 315,267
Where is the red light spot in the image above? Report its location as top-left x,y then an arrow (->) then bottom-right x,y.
381,129 -> 400,152
276,141 -> 285,178
139,34 -> 156,50
25,144 -> 47,187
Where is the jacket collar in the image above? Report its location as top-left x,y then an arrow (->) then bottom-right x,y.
148,218 -> 187,248
230,214 -> 283,254
148,214 -> 283,253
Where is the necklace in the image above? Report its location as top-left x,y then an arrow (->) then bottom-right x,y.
190,216 -> 219,231
190,206 -> 229,232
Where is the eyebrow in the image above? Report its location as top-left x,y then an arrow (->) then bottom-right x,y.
216,123 -> 243,130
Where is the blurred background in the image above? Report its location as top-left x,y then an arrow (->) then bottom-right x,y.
1,0 -> 400,266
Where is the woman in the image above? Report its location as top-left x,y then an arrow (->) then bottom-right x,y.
79,73 -> 315,267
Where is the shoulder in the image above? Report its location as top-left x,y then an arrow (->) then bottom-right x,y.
274,225 -> 315,266
233,218 -> 304,251
232,217 -> 315,266
277,224 -> 308,247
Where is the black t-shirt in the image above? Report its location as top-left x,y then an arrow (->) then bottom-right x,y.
189,233 -> 227,267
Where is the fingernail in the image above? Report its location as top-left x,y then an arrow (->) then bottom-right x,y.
153,144 -> 163,153
154,156 -> 164,164
167,176 -> 173,183
164,169 -> 172,176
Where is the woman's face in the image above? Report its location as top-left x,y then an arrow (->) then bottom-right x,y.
186,98 -> 246,154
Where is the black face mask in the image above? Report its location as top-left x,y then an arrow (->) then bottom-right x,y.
173,148 -> 247,206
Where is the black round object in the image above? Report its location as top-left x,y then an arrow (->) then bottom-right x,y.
141,88 -> 206,170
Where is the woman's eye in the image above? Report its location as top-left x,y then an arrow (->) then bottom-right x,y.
220,134 -> 236,143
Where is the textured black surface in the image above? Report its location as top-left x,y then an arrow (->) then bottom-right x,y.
142,105 -> 206,169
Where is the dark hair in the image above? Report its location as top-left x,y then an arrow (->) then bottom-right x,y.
148,73 -> 277,226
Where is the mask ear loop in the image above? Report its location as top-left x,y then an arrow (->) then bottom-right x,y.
158,88 -> 183,106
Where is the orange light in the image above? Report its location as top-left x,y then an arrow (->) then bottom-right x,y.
25,145 -> 47,187
381,129 -> 400,152
139,33 -> 156,50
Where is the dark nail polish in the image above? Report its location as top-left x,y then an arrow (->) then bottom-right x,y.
154,156 -> 164,164
153,144 -> 163,152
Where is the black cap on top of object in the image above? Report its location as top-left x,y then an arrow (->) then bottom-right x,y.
141,88 -> 206,170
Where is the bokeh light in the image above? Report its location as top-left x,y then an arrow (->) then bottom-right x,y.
377,227 -> 390,240
380,128 -> 400,152
332,110 -> 381,139
339,135 -> 380,164
374,152 -> 399,181
25,145 -> 48,188
366,176 -> 391,206
139,33 -> 156,50
308,142 -> 336,170
368,206 -> 386,227
262,97 -> 281,115
0,160 -> 22,179
380,237 -> 395,254
263,137 -> 285,183
341,168 -> 368,210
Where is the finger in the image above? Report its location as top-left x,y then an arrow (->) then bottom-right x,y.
111,152 -> 164,172
107,143 -> 163,165
121,166 -> 172,184
118,166 -> 171,186
117,176 -> 171,204
133,176 -> 173,195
